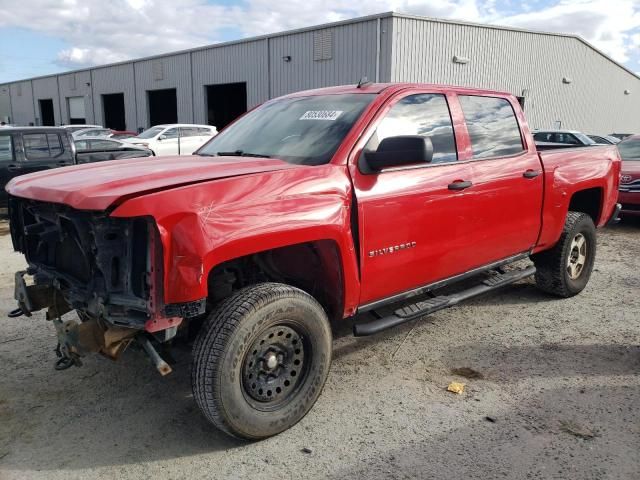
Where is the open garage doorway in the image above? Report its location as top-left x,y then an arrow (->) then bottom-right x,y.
205,83 -> 247,130
102,93 -> 126,130
39,99 -> 55,126
148,88 -> 177,126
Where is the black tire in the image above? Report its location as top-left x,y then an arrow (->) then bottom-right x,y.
532,211 -> 596,298
192,283 -> 332,439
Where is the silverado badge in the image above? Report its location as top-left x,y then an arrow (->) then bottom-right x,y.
368,241 -> 417,257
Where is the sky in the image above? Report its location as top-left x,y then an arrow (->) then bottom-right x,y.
0,0 -> 639,83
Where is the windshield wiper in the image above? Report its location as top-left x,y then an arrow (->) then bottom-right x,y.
216,150 -> 271,158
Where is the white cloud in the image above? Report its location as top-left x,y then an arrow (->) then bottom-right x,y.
0,0 -> 638,70
490,0 -> 640,63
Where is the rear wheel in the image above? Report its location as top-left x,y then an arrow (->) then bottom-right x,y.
192,283 -> 332,439
532,211 -> 596,297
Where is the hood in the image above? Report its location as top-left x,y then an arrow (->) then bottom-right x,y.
621,160 -> 640,183
7,155 -> 299,211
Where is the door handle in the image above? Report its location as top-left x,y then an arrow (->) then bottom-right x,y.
448,180 -> 473,191
7,164 -> 22,172
523,169 -> 541,179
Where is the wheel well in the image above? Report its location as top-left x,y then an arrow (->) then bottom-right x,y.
568,188 -> 602,223
206,240 -> 345,322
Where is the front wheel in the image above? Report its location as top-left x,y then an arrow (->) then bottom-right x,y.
192,283 -> 332,439
532,211 -> 597,297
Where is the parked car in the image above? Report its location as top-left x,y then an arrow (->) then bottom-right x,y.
61,124 -> 103,133
533,130 -> 601,146
74,137 -> 154,163
6,83 -> 621,440
588,134 -> 621,145
109,130 -> 138,140
610,133 -> 634,141
0,127 -> 75,208
126,124 -> 217,155
617,135 -> 640,217
72,127 -> 114,139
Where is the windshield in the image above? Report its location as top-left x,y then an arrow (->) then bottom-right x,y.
618,139 -> 640,160
198,94 -> 375,165
136,126 -> 165,139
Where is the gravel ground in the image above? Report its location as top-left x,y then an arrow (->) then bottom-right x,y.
0,218 -> 638,480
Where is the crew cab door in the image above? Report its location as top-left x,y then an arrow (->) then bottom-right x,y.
456,94 -> 543,264
179,127 -> 206,155
350,91 -> 477,305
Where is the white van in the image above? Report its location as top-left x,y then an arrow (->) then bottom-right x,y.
126,124 -> 217,156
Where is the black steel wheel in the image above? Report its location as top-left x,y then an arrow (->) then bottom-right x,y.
192,283 -> 332,439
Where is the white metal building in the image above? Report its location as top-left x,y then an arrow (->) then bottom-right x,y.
1,12 -> 639,134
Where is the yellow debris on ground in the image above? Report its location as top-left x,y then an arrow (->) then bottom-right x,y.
447,382 -> 466,394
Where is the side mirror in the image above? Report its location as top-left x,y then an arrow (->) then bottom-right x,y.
363,135 -> 433,172
158,135 -> 166,141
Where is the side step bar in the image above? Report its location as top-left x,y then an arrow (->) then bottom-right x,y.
353,266 -> 536,337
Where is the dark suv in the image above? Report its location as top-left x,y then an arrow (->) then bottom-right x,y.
0,127 -> 75,208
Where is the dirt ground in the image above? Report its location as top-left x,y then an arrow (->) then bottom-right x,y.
0,218 -> 638,480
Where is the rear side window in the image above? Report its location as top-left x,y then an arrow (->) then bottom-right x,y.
180,127 -> 199,137
459,96 -> 524,159
0,134 -> 14,161
366,93 -> 457,164
23,133 -> 64,159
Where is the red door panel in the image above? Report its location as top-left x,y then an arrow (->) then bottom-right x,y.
467,154 -> 543,264
353,163 -> 475,304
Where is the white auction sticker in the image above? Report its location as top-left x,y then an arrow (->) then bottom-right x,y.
299,110 -> 343,120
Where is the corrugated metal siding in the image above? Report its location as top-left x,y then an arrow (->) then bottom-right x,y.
57,70 -> 94,124
0,86 -> 11,122
8,81 -> 34,125
391,16 -> 640,132
91,63 -> 137,130
269,19 -> 380,97
134,53 -> 192,127
32,77 -> 60,125
378,17 -> 394,82
191,39 -> 269,124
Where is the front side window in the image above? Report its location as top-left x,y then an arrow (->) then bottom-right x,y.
162,128 -> 178,139
459,95 -> 524,159
0,134 -> 14,161
363,93 -> 457,164
198,93 -> 375,165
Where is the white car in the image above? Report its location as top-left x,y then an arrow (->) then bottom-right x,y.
126,124 -> 217,156
61,124 -> 103,133
72,127 -> 114,139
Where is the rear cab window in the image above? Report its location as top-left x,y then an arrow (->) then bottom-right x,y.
459,95 -> 524,159
23,133 -> 65,160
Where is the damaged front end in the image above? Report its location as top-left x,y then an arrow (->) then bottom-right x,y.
8,196 -> 183,374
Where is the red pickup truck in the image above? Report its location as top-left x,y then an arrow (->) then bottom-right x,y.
6,83 -> 621,439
